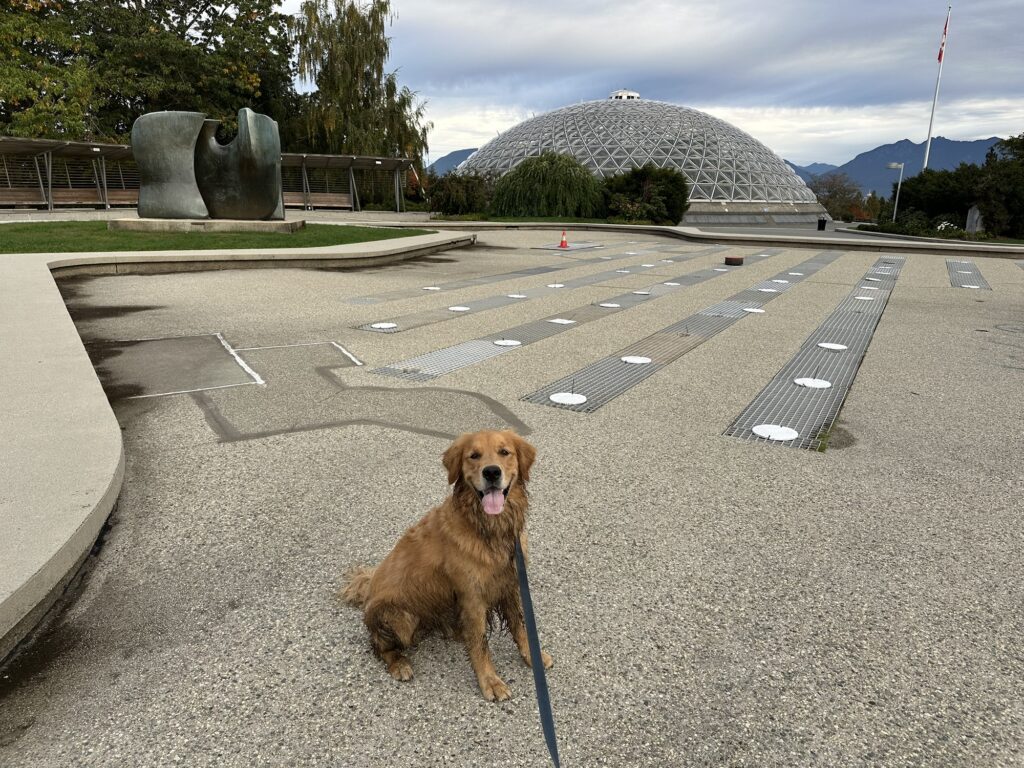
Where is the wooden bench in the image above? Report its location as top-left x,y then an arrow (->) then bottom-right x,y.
283,191 -> 353,210
0,188 -> 46,207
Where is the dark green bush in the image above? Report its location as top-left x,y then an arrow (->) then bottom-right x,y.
602,164 -> 690,224
490,153 -> 604,218
427,170 -> 497,216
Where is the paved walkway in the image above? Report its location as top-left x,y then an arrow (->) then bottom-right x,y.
1,216 -> 1022,766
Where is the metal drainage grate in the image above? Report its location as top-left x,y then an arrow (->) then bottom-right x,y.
357,246 -> 727,333
372,248 -> 776,381
345,242 -> 717,304
723,256 -> 905,450
522,250 -> 844,412
946,259 -> 991,290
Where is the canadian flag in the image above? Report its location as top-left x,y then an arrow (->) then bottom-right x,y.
938,10 -> 950,62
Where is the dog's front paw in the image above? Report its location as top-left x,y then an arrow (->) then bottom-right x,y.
521,648 -> 554,669
387,658 -> 414,682
480,676 -> 511,702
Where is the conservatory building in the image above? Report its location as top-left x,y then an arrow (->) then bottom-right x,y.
459,90 -> 828,225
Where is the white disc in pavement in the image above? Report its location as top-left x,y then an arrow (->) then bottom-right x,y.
660,259 -> 674,263
758,288 -> 779,293
370,322 -> 397,329
794,377 -> 832,389
641,264 -> 654,267
864,277 -> 881,282
493,339 -> 522,347
448,306 -> 471,312
789,272 -> 804,276
752,424 -> 799,441
963,284 -> 980,289
957,270 -> 972,274
771,279 -> 790,284
625,251 -> 637,255
860,286 -> 880,290
547,283 -> 565,288
743,307 -> 765,313
854,296 -> 875,301
633,291 -> 651,295
598,302 -> 620,308
549,392 -> 587,405
422,286 -> 440,291
621,356 -> 652,365
818,342 -> 848,351
664,282 -> 680,286
547,318 -> 575,324
507,294 -> 527,299
615,269 -> 630,273
713,268 -> 729,272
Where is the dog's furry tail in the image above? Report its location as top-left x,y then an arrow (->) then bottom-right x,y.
340,565 -> 376,608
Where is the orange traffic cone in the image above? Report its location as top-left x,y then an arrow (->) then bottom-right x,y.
558,230 -> 569,249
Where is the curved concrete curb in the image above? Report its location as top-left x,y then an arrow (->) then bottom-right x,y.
0,229 -> 473,662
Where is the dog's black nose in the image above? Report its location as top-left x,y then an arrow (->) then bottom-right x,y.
482,465 -> 502,484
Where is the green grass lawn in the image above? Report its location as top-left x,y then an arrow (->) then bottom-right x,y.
0,221 -> 432,254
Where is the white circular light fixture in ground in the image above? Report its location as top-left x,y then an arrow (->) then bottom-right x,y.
864,277 -> 881,282
660,259 -> 674,263
493,339 -> 522,347
625,251 -> 637,255
957,270 -> 972,274
758,288 -> 779,293
598,302 -> 620,308
664,282 -> 680,286
615,269 -> 631,273
632,291 -> 651,295
621,355 -> 652,365
771,279 -> 790,284
549,392 -> 587,405
743,307 -> 765,313
713,268 -> 729,272
788,272 -> 804,276
448,305 -> 471,312
752,424 -> 799,441
794,377 -> 832,389
422,286 -> 440,291
962,284 -> 980,289
854,296 -> 875,301
370,322 -> 397,329
546,283 -> 565,288
860,286 -> 880,291
641,264 -> 655,267
547,318 -> 575,324
817,342 -> 848,351
507,293 -> 527,299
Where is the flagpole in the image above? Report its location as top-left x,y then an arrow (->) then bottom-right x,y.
923,5 -> 951,170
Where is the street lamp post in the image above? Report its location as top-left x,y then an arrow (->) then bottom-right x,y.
887,162 -> 905,223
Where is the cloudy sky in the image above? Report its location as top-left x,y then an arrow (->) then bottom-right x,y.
278,0 -> 1024,166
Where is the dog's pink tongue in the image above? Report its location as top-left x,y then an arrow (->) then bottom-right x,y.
482,490 -> 505,515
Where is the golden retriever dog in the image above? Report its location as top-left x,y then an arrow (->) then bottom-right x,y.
342,429 -> 552,701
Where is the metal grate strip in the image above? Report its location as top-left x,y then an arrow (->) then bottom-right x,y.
346,243 -> 723,304
723,257 -> 906,450
372,249 -> 782,381
946,258 -> 991,290
357,246 -> 727,333
522,250 -> 844,411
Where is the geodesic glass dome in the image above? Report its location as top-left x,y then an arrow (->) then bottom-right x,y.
460,91 -> 817,205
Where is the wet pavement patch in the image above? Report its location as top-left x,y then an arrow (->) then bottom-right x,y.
85,334 -> 259,400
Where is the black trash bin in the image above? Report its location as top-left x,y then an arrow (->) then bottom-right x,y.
817,217 -> 827,231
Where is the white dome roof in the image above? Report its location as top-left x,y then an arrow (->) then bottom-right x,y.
460,95 -> 817,204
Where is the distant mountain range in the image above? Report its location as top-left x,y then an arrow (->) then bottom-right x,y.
429,137 -> 1003,199
787,136 -> 1001,196
427,148 -> 477,176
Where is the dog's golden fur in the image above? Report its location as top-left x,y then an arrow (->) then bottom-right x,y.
342,429 -> 552,701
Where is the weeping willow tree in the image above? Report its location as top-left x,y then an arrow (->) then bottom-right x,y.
292,0 -> 430,176
490,153 -> 604,219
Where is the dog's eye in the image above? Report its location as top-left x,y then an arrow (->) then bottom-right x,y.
499,448 -> 510,456
469,451 -> 481,460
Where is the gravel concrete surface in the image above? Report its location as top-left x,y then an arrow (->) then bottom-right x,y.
1,230 -> 1022,767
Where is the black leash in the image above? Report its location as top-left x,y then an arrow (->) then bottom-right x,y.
514,536 -> 560,768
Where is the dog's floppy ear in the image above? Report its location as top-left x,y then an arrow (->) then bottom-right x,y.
442,433 -> 469,485
509,431 -> 536,484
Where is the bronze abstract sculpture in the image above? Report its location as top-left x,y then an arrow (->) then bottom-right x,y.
132,108 -> 283,220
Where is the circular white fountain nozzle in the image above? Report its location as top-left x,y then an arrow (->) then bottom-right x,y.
752,424 -> 799,441
743,307 -> 765,314
507,294 -> 527,299
493,339 -> 522,347
549,392 -> 587,405
448,306 -> 471,312
794,377 -> 832,389
422,286 -> 440,291
621,356 -> 652,365
817,342 -> 848,351
370,322 -> 397,329
598,302 -> 620,308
